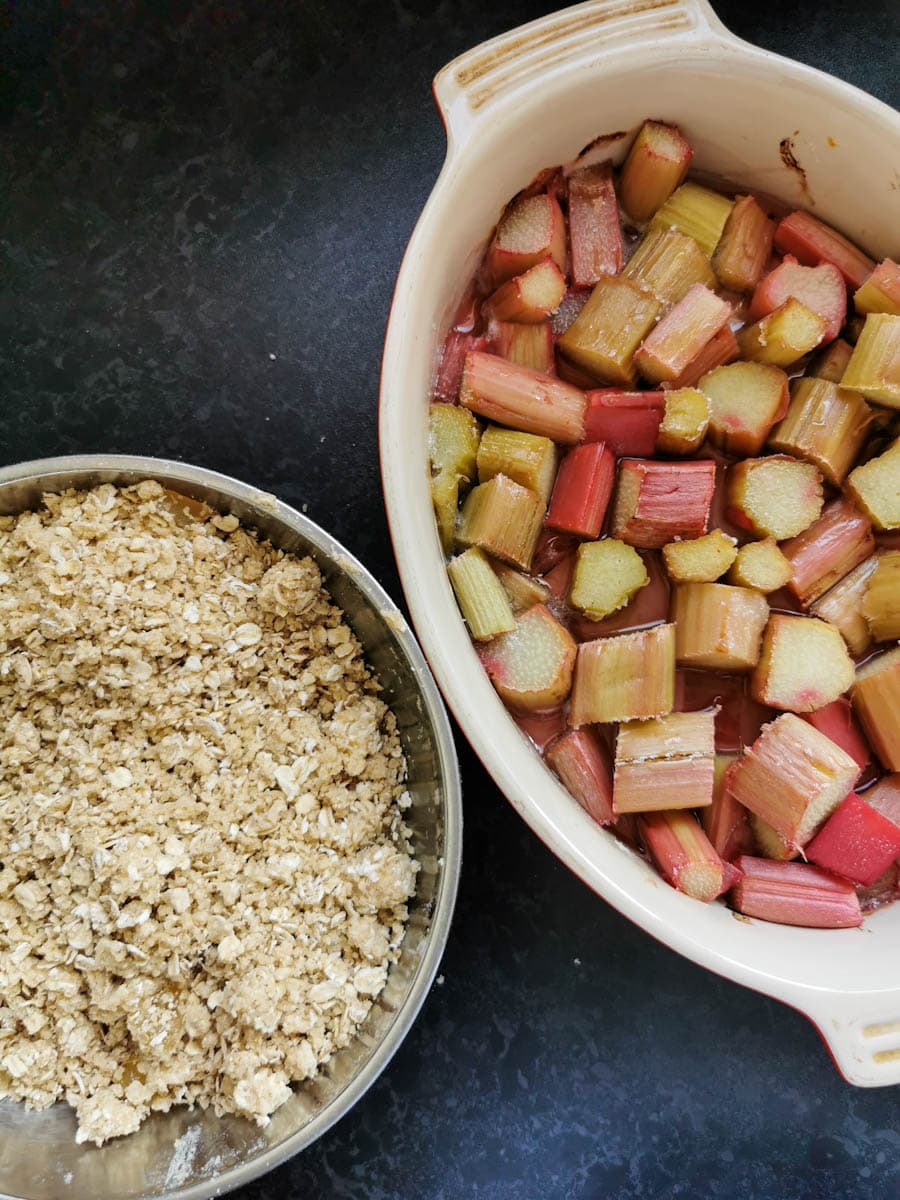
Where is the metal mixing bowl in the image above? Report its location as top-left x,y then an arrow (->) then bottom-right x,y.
0,455 -> 461,1200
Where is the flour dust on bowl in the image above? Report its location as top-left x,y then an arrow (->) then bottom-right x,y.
379,0 -> 900,1085
0,456 -> 461,1200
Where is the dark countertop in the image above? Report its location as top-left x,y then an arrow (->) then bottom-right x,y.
2,2 -> 900,1197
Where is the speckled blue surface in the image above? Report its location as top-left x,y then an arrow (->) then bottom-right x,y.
2,2 -> 900,1197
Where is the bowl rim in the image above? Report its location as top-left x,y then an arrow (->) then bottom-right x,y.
0,453 -> 462,1200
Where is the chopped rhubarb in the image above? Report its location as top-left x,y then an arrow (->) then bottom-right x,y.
476,425 -> 558,505
487,258 -> 567,324
485,192 -> 567,286
624,227 -> 716,308
514,706 -> 567,752
557,275 -> 661,386
672,582 -> 770,672
809,554 -> 878,657
447,547 -> 516,641
846,438 -> 900,531
862,550 -> 900,641
853,647 -> 900,771
700,361 -> 790,456
730,856 -> 862,928
491,562 -> 551,614
728,713 -> 860,849
662,529 -> 737,583
613,710 -> 716,814
736,298 -> 827,367
726,455 -> 823,541
656,387 -> 710,456
545,442 -> 615,539
780,495 -> 874,606
751,614 -> 855,712
490,320 -> 555,374
805,791 -> 900,886
477,603 -> 576,713
666,324 -> 739,389
801,698 -> 871,772
805,337 -> 854,384
774,209 -> 876,290
456,474 -> 544,571
840,313 -> 900,407
635,283 -> 732,385
570,623 -> 675,725
619,120 -> 693,223
727,539 -> 792,594
433,331 -> 490,404
639,810 -> 733,901
583,390 -> 665,456
854,259 -> 900,317
544,728 -> 614,826
649,182 -> 733,257
429,403 -> 481,552
611,459 -> 716,549
569,538 -> 649,620
865,774 -> 900,826
702,755 -> 754,860
857,862 -> 900,912
749,256 -> 847,343
460,350 -> 587,444
567,163 -> 624,286
711,195 -> 775,292
570,549 -> 669,640
769,378 -> 872,486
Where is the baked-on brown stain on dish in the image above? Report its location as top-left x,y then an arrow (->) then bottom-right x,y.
575,130 -> 629,162
779,135 -> 812,201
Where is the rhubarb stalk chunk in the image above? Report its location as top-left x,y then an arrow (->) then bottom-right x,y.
769,378 -> 872,486
570,624 -> 675,725
727,539 -> 792,594
557,276 -> 661,386
567,163 -> 624,286
619,120 -> 693,223
634,284 -> 731,384
623,227 -> 716,308
805,792 -> 900,886
544,728 -> 614,826
477,604 -> 576,713
569,539 -> 649,620
662,530 -> 737,583
639,810 -> 733,902
456,474 -> 544,571
429,403 -> 482,552
672,582 -> 769,672
477,425 -> 558,505
736,298 -> 827,367
711,194 -> 775,292
780,495 -> 874,607
730,856 -> 862,928
486,258 -> 566,324
806,338 -> 854,384
649,182 -> 733,257
489,320 -> 555,374
773,210 -> 876,290
862,551 -> 900,641
667,325 -> 739,389
852,647 -> 900,771
846,438 -> 900,531
460,351 -> 587,444
801,698 -> 871,772
583,390 -> 665,456
611,459 -> 716,549
840,314 -> 900,408
491,562 -> 550,614
726,455 -> 824,541
485,192 -> 567,285
700,361 -> 789,456
545,442 -> 615,539
702,755 -> 754,861
750,814 -> 798,861
854,259 -> 900,316
749,256 -> 847,343
751,614 -> 855,712
614,710 -> 716,814
728,713 -> 860,849
656,387 -> 710,456
447,547 -> 516,641
809,555 -> 878,657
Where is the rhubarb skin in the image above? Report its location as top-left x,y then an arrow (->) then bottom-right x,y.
514,706 -> 567,753
557,275 -> 661,387
545,442 -> 616,539
611,459 -> 716,550
865,774 -> 900,827
840,313 -> 900,408
477,603 -> 576,713
805,337 -> 854,384
638,810 -> 732,902
701,361 -> 790,456
623,227 -> 716,308
613,710 -> 716,815
634,283 -> 732,385
672,582 -> 770,672
805,792 -> 900,886
854,259 -> 900,316
711,194 -> 775,292
749,255 -> 847,343
702,755 -> 755,860
619,120 -> 693,224
774,210 -> 876,290
751,613 -> 855,713
862,550 -> 900,641
583,390 -> 665,456
434,331 -> 490,404
456,474 -> 544,572
809,554 -> 878,658
648,182 -> 733,258
567,163 -> 624,287
486,258 -> 567,324
728,713 -> 860,849
491,561 -> 551,614
846,438 -> 900,531
460,350 -> 587,444
485,192 -> 567,286
852,646 -> 900,771
726,455 -> 824,541
666,325 -> 740,390
489,320 -> 555,375
544,728 -> 615,826
750,813 -> 799,861
780,495 -> 874,607
801,698 -> 871,772
570,623 -> 675,725
769,378 -> 873,486
729,855 -> 862,928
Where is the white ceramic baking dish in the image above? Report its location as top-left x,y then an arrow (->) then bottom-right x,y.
380,0 -> 900,1085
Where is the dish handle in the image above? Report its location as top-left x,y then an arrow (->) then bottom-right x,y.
432,0 -> 730,152
804,993 -> 900,1088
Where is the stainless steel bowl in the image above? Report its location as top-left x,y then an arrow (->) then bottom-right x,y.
0,454 -> 462,1200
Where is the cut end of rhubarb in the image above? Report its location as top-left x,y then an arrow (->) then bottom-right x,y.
726,454 -> 824,541
477,603 -> 576,713
751,614 -> 855,713
570,538 -> 649,620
